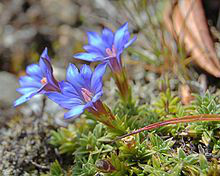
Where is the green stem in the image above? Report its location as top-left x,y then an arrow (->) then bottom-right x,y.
113,68 -> 132,105
116,114 -> 220,140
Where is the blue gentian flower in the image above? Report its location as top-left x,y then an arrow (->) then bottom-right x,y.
14,48 -> 60,107
47,63 -> 107,119
73,22 -> 136,73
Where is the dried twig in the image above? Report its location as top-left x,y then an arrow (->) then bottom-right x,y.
116,114 -> 220,140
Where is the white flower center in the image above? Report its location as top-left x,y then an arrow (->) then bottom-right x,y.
106,45 -> 116,58
81,88 -> 93,102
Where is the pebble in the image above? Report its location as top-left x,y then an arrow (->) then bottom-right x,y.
0,71 -> 20,107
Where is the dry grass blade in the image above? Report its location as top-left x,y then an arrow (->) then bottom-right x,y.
164,0 -> 220,77
116,114 -> 220,140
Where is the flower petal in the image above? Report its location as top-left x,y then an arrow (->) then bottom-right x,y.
19,76 -> 42,88
39,58 -> 50,76
83,45 -> 103,55
102,28 -> 114,47
66,64 -> 86,94
114,22 -> 129,53
14,91 -> 37,107
66,64 -> 79,82
16,87 -> 38,95
47,92 -> 83,109
80,64 -> 93,83
59,81 -> 80,98
124,35 -> 137,48
91,63 -> 107,92
45,69 -> 59,90
94,82 -> 103,94
26,64 -> 42,79
92,91 -> 103,103
41,47 -> 51,62
87,31 -> 107,49
74,52 -> 102,62
64,104 -> 86,119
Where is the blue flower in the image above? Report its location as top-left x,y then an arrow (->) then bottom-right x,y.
47,63 -> 107,119
73,22 -> 136,72
14,48 -> 60,107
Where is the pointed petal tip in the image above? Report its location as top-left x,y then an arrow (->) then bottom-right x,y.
80,64 -> 92,75
44,47 -> 48,52
13,100 -> 20,107
92,91 -> 103,103
41,47 -> 50,61
123,21 -> 129,26
120,22 -> 129,29
67,63 -> 78,72
124,35 -> 137,48
41,47 -> 48,56
13,96 -> 28,107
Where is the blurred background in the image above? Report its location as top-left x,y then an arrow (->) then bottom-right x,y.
1,0 -> 220,174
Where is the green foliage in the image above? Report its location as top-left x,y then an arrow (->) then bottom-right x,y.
185,92 -> 220,147
188,92 -> 220,114
72,155 -> 97,176
170,148 -> 199,175
49,160 -> 64,176
42,160 -> 64,176
48,90 -> 220,175
199,154 -> 209,176
50,126 -> 78,155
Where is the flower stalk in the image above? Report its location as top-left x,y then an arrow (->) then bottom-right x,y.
88,100 -> 116,128
116,114 -> 220,140
112,67 -> 132,104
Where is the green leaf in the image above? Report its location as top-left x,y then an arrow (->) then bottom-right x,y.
50,160 -> 63,176
177,148 -> 186,160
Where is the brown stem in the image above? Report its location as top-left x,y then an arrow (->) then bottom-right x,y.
116,114 -> 220,140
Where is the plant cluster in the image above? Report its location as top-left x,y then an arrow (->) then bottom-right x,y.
14,22 -> 220,175
46,92 -> 220,176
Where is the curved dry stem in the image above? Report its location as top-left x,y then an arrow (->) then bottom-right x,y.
116,114 -> 220,140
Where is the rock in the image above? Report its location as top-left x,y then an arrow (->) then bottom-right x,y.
0,72 -> 19,107
42,0 -> 78,25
